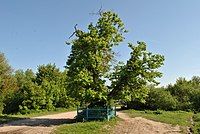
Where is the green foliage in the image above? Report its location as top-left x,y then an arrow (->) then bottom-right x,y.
166,76 -> 200,111
9,69 -> 44,114
16,64 -> 75,114
1,62 -> 75,114
126,76 -> 200,112
66,11 -> 127,105
19,83 -> 46,114
109,42 -> 164,103
0,52 -> 18,114
36,64 -> 61,85
146,88 -> 178,110
0,53 -> 12,81
167,78 -> 193,110
3,90 -> 23,114
188,76 -> 200,112
36,64 -> 75,110
190,90 -> 200,112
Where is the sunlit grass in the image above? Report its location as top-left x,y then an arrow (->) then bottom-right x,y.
54,118 -> 118,134
123,110 -> 193,126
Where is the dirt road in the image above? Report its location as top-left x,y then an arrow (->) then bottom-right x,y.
0,111 -> 183,134
0,111 -> 76,134
113,111 -> 182,134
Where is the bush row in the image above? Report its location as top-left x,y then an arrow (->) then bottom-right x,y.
128,77 -> 200,112
0,64 -> 75,114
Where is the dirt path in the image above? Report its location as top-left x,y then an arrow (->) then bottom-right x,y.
113,111 -> 182,134
0,111 -> 76,134
0,111 -> 183,134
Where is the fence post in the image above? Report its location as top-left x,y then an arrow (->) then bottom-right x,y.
77,106 -> 79,117
86,107 -> 88,121
114,106 -> 116,116
107,107 -> 109,121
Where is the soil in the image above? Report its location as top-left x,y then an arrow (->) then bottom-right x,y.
113,111 -> 182,134
0,111 -> 76,134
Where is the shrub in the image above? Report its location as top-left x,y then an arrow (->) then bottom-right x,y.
190,89 -> 200,112
146,88 -> 178,111
166,78 -> 193,111
3,91 -> 23,114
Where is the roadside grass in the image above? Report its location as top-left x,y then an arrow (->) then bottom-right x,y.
0,107 -> 75,124
123,110 -> 193,126
192,113 -> 200,134
54,118 -> 118,134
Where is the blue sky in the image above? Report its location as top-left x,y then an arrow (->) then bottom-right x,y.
1,0 -> 200,86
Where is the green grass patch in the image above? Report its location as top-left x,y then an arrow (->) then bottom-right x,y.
54,118 -> 118,134
0,107 -> 75,124
123,110 -> 193,126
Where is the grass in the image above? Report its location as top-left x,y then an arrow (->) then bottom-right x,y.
123,109 -> 193,126
54,118 -> 118,134
123,109 -> 195,133
0,107 -> 75,124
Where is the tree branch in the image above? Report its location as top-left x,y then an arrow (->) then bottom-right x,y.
68,24 -> 78,39
89,6 -> 103,16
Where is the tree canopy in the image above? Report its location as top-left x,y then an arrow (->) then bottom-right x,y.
109,42 -> 164,103
0,53 -> 17,93
66,11 -> 127,105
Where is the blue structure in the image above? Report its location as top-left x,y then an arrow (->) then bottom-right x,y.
77,106 -> 116,121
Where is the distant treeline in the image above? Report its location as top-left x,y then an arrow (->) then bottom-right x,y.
128,76 -> 200,112
0,53 -> 75,114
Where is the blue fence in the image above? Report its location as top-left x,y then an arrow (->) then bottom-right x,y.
77,106 -> 116,121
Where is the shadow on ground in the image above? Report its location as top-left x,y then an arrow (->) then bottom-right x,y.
0,115 -> 28,125
0,117 -> 75,127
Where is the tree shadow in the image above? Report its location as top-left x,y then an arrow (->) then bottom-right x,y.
0,117 -> 76,127
0,115 -> 28,125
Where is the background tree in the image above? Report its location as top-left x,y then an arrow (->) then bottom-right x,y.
145,87 -> 178,111
0,52 -> 17,113
3,64 -> 75,114
167,77 -> 193,110
189,76 -> 200,111
0,53 -> 17,93
109,42 -> 165,106
3,69 -> 32,113
35,64 -> 74,110
66,11 -> 127,106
